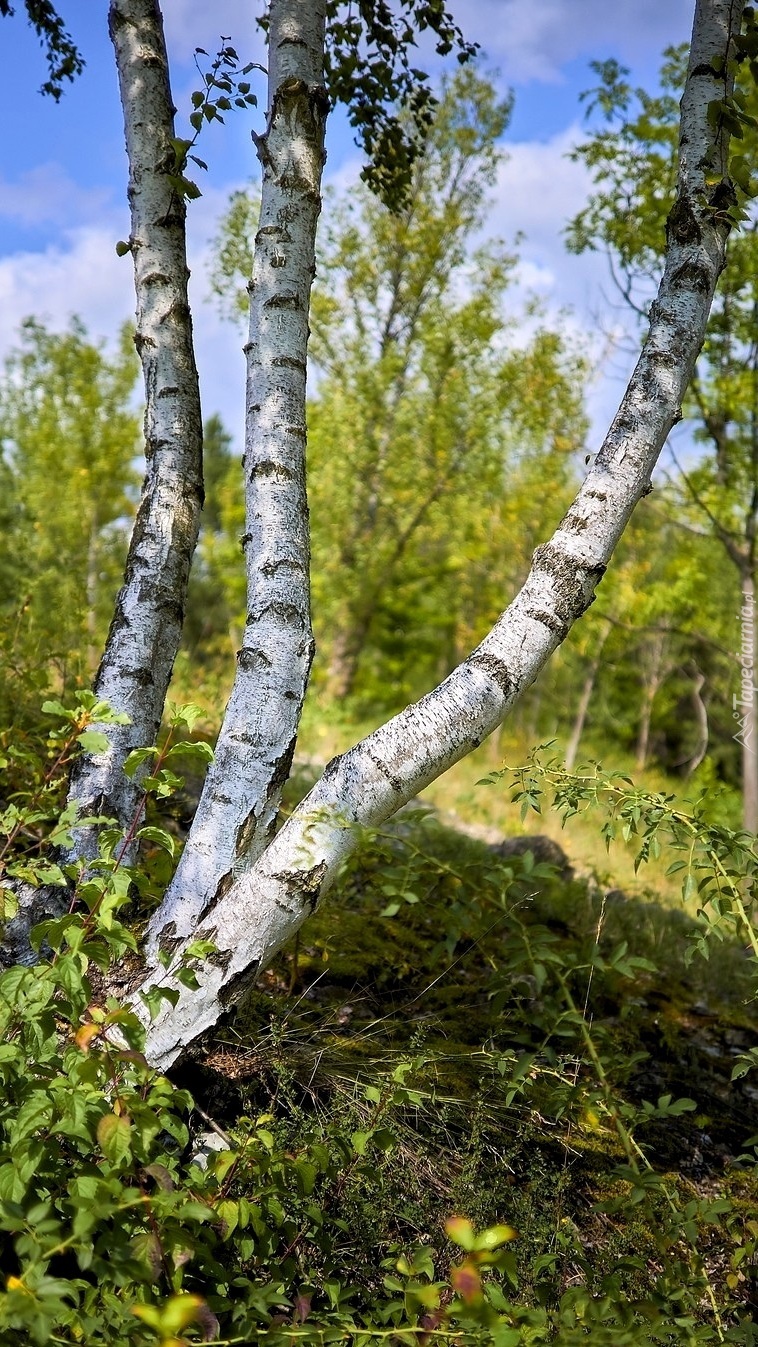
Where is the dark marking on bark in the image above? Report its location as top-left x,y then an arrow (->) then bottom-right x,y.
251,600 -> 305,627
708,178 -> 737,216
669,259 -> 711,294
689,61 -> 725,80
266,737 -> 297,800
528,608 -> 567,637
261,556 -> 304,577
236,646 -> 273,673
192,873 -> 234,929
122,665 -> 155,688
219,960 -> 261,1009
366,749 -> 402,794
235,808 -> 260,859
207,945 -> 233,973
532,541 -> 566,578
468,651 -> 512,697
249,459 -> 298,482
272,859 -> 328,915
156,921 -> 181,958
666,195 -> 702,247
263,293 -> 302,310
321,754 -> 342,780
142,269 -> 172,288
277,174 -> 322,203
563,512 -> 588,533
272,355 -> 307,373
585,489 -> 607,502
157,385 -> 179,398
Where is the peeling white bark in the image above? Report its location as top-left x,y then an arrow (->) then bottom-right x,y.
137,0 -> 742,1070
144,0 -> 327,953
67,0 -> 203,852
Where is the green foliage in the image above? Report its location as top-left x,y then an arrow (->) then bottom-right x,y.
3,713 -> 758,1341
166,40 -> 259,207
210,71 -> 587,709
322,0 -> 479,208
493,749 -> 758,968
181,415 -> 240,669
0,319 -> 140,727
0,0 -> 84,100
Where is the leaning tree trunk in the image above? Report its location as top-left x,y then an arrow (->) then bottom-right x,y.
144,0 -> 328,954
67,0 -> 204,856
136,0 -> 743,1071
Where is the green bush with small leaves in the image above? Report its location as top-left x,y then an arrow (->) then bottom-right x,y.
1,712 -> 758,1343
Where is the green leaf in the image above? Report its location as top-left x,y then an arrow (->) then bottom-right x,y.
123,746 -> 159,779
77,729 -> 109,754
97,1112 -> 132,1164
137,825 -> 176,857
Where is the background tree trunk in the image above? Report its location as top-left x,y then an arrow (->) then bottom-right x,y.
565,621 -> 611,769
635,629 -> 667,773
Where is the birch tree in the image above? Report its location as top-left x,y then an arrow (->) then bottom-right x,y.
568,43 -> 758,828
136,0 -> 747,1069
65,0 -> 204,856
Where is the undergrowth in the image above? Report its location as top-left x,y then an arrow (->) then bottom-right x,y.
0,708 -> 757,1344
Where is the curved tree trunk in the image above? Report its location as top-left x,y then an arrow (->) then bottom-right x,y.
67,0 -> 204,856
137,0 -> 743,1071
685,666 -> 709,777
144,0 -> 328,953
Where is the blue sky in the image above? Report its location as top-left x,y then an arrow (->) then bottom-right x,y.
0,0 -> 696,444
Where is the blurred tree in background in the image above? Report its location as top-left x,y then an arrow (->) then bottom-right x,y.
210,70 -> 588,711
0,319 -> 139,724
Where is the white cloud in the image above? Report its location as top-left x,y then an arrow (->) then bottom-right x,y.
0,165 -> 112,228
487,125 -> 641,443
460,0 -> 694,83
161,2 -> 267,66
0,186 -> 250,447
0,226 -> 132,356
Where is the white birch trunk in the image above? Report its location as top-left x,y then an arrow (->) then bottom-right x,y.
67,0 -> 203,853
144,0 -> 327,954
137,0 -> 742,1069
